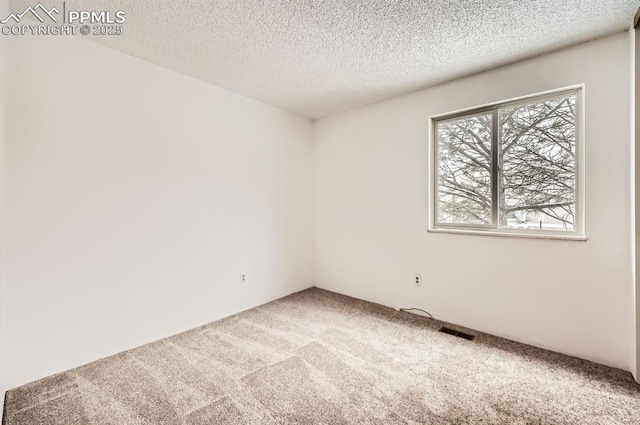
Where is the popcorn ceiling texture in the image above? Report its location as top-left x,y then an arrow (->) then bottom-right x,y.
3,288 -> 640,424
9,0 -> 640,118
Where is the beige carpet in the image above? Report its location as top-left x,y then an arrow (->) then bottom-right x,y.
3,287 -> 640,424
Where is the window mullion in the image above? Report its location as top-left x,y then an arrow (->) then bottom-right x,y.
491,108 -> 499,229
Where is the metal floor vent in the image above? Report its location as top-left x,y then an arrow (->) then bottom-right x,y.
439,326 -> 475,341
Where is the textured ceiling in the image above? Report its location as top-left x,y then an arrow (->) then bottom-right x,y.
9,0 -> 640,118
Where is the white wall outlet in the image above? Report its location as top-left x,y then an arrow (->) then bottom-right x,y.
241,272 -> 247,284
414,274 -> 422,286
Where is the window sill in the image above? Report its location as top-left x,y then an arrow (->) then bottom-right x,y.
427,227 -> 588,241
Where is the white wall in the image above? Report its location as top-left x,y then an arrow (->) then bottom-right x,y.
0,0 -> 8,399
5,35 -> 314,389
630,22 -> 640,382
314,32 -> 634,371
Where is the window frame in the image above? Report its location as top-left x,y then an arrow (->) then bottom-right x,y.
428,85 -> 586,241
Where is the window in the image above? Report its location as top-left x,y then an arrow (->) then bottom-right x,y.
430,87 -> 584,239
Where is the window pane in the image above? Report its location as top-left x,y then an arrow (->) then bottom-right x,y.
498,95 -> 576,231
436,113 -> 493,225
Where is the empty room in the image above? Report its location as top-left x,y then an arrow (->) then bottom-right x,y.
1,0 -> 640,424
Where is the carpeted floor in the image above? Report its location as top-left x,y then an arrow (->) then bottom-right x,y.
3,287 -> 640,425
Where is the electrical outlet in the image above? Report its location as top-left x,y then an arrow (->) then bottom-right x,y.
414,274 -> 422,286
241,272 -> 247,284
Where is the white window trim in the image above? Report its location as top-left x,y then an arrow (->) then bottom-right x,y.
427,84 -> 587,241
